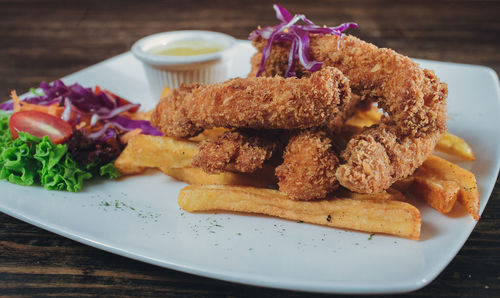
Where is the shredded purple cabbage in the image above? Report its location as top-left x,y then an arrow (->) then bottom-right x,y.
110,116 -> 163,136
0,101 -> 13,111
0,80 -> 162,140
249,4 -> 357,77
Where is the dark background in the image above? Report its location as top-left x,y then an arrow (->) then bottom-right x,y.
0,0 -> 499,296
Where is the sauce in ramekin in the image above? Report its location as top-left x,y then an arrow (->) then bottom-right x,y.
149,40 -> 226,56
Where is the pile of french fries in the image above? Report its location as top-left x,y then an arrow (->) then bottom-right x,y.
115,92 -> 479,240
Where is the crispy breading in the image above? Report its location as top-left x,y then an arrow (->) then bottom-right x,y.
151,66 -> 352,138
192,129 -> 284,174
150,85 -> 205,138
276,131 -> 339,200
336,124 -> 441,193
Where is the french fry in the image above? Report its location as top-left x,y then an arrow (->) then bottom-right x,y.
160,166 -> 276,187
115,133 -> 277,186
410,176 -> 460,214
178,185 -> 421,240
336,187 -> 406,201
345,104 -> 382,128
160,86 -> 173,98
114,154 -> 146,175
114,135 -> 198,174
189,127 -> 229,142
391,177 -> 415,193
412,155 -> 480,220
436,132 -> 476,161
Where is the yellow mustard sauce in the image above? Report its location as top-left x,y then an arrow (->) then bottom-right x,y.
149,40 -> 226,56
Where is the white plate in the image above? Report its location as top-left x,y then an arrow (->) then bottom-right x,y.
1,41 -> 499,294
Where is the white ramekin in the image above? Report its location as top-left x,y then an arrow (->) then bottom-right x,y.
131,30 -> 236,100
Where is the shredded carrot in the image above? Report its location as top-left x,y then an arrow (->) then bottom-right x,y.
47,104 -> 63,117
19,102 -> 63,116
11,90 -> 21,112
11,90 -> 65,117
75,121 -> 87,130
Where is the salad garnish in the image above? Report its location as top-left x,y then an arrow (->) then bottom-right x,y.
248,4 -> 357,77
1,80 -> 162,140
0,80 -> 161,191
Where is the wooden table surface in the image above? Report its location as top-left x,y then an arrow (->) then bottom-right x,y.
1,0 -> 499,296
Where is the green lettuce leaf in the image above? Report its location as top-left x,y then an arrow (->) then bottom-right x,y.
99,162 -> 121,179
0,112 -> 119,192
0,131 -> 39,186
33,135 -> 93,192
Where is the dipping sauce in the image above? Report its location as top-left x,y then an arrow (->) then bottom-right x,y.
149,40 -> 226,56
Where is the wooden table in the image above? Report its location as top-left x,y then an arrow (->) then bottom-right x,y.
1,0 -> 499,296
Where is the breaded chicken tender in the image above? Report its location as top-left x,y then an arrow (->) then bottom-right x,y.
251,34 -> 448,138
336,124 -> 441,193
192,129 -> 285,174
151,66 -> 352,138
275,131 -> 339,200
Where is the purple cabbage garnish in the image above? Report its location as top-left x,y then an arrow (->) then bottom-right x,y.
0,80 -> 162,140
249,4 -> 357,77
86,116 -> 163,141
0,101 -> 13,111
110,116 -> 163,136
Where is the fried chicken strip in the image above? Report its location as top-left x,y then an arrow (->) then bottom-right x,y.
336,124 -> 441,193
151,66 -> 352,138
192,129 -> 285,174
271,94 -> 360,200
251,34 -> 447,138
275,131 -> 339,200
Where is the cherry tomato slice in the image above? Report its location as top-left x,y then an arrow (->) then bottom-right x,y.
9,111 -> 73,144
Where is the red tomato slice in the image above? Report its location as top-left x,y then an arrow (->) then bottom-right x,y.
9,111 -> 73,144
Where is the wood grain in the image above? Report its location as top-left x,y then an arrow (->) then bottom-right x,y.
0,0 -> 499,296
